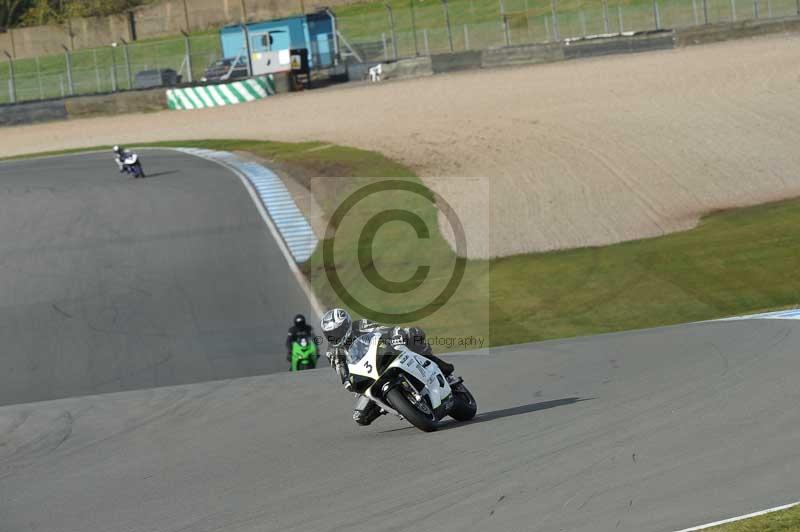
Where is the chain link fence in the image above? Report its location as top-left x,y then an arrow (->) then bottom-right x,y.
0,33 -> 221,105
2,0 -> 800,104
335,0 -> 800,63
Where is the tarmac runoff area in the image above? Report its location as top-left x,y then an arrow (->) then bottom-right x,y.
1,153 -> 800,532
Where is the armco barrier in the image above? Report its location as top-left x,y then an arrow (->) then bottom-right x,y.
0,100 -> 68,126
675,16 -> 800,46
481,42 -> 565,68
381,57 -> 434,79
562,31 -> 675,60
431,51 -> 484,74
166,76 -> 276,110
64,88 -> 167,118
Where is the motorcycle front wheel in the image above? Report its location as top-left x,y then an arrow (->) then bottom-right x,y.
449,384 -> 477,421
386,387 -> 438,432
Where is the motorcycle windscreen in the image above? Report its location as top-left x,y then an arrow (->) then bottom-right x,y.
346,332 -> 380,364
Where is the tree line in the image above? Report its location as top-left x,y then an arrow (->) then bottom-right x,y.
1,0 -> 150,30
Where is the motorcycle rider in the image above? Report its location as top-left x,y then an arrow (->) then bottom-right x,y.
286,314 -> 315,363
112,145 -> 131,173
320,308 -> 455,426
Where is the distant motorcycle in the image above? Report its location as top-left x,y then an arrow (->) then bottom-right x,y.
290,333 -> 318,371
120,153 -> 146,178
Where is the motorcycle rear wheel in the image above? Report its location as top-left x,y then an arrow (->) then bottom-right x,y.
386,387 -> 438,432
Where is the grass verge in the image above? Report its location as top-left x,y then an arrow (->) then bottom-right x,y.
701,503 -> 800,531
3,140 -> 800,351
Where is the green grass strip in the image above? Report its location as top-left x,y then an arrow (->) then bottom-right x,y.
3,139 -> 800,351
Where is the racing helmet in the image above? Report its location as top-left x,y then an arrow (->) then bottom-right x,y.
112,145 -> 121,154
294,314 -> 306,328
321,308 -> 352,347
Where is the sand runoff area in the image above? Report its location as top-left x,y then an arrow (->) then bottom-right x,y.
3,34 -> 800,258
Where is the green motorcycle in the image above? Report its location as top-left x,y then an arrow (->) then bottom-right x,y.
290,334 -> 318,371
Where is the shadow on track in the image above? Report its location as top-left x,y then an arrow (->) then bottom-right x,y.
378,397 -> 590,434
141,170 -> 180,178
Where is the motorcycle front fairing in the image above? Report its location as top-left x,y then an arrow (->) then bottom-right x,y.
381,345 -> 454,418
347,333 -> 454,420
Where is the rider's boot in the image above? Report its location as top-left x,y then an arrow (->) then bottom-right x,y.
352,395 -> 385,426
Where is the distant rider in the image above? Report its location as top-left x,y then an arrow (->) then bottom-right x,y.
112,145 -> 132,173
320,308 -> 455,426
286,314 -> 315,363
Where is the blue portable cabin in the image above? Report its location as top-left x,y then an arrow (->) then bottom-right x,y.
219,10 -> 337,70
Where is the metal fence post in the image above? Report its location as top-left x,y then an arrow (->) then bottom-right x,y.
3,51 -> 15,103
382,32 -> 389,60
410,0 -> 419,56
703,0 -> 709,23
692,0 -> 699,24
121,39 -> 133,89
731,0 -> 737,21
110,44 -> 118,92
423,28 -> 430,55
442,0 -> 454,52
93,49 -> 101,91
500,0 -> 511,46
464,24 -> 470,49
182,31 -> 193,82
525,0 -> 533,41
545,15 -> 551,40
384,3 -> 398,60
767,0 -> 772,17
653,0 -> 661,29
796,0 -> 799,16
242,24 -> 253,77
62,45 -> 74,96
617,5 -> 624,33
60,76 -> 65,98
182,0 -> 191,32
603,0 -> 610,33
753,0 -> 759,18
35,56 -> 44,99
551,0 -> 560,40
580,10 -> 587,36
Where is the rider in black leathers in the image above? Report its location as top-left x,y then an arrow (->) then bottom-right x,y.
320,308 -> 454,426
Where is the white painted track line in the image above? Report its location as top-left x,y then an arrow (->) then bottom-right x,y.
673,501 -> 800,532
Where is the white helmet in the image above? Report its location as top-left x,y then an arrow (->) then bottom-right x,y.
321,308 -> 352,347
112,145 -> 121,154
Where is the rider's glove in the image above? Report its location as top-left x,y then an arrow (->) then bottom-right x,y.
326,350 -> 336,368
334,358 -> 352,390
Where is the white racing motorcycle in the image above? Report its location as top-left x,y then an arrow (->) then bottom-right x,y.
346,332 -> 477,432
119,153 -> 145,178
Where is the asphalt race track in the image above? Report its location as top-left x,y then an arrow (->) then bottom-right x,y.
2,315 -> 800,532
0,151 -> 316,406
2,152 -> 799,532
